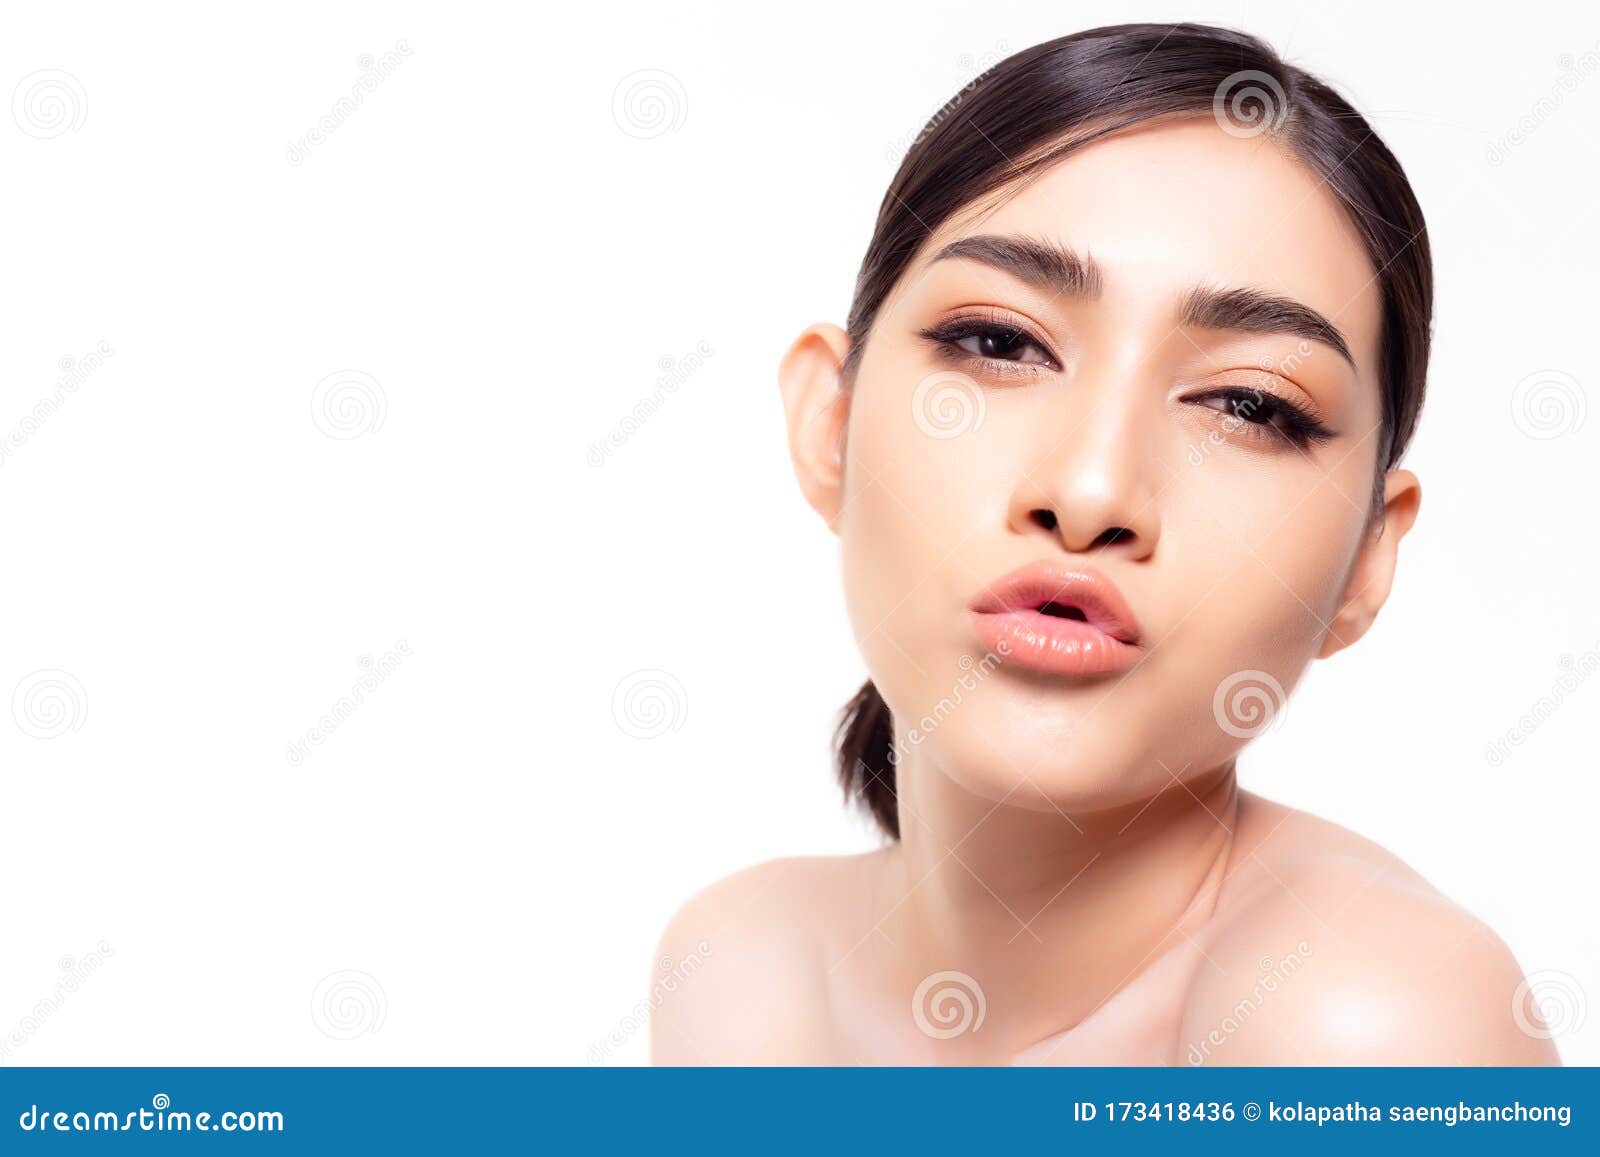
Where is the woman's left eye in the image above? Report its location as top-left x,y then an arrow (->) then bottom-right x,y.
1188,387 -> 1336,448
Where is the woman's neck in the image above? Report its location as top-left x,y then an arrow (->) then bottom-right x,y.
882,752 -> 1242,1051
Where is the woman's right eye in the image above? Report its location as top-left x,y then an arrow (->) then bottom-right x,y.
953,326 -> 1052,364
922,320 -> 1059,371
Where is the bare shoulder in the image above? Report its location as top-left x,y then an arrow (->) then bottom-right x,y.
1180,794 -> 1558,1065
649,853 -> 875,1064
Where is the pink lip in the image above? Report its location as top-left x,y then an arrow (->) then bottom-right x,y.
967,562 -> 1144,678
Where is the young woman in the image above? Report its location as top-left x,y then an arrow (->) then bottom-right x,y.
653,22 -> 1559,1065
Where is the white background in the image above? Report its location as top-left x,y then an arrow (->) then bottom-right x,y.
1,0 -> 1596,1066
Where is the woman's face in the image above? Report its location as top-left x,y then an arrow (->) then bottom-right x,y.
784,116 -> 1417,814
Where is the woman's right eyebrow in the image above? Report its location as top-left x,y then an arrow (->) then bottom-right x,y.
931,234 -> 1105,301
930,233 -> 1355,371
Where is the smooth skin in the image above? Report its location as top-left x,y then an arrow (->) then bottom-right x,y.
653,116 -> 1558,1065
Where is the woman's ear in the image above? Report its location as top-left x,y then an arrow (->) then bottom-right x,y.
777,322 -> 853,532
1317,469 -> 1422,659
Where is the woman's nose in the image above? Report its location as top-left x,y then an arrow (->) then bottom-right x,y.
1004,381 -> 1162,560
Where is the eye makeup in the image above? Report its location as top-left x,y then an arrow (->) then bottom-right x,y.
918,308 -> 1062,381
1182,383 -> 1337,449
918,306 -> 1338,450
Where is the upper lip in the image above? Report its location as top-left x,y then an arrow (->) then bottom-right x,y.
967,562 -> 1144,645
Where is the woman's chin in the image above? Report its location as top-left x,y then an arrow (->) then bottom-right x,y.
909,727 -> 1194,819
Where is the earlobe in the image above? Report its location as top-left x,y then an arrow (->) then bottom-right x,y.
777,323 -> 853,531
1317,469 -> 1422,659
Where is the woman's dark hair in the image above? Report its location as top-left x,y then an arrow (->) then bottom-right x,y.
834,21 -> 1434,840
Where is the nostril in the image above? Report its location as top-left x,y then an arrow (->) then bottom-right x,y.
1093,526 -> 1135,548
1029,509 -> 1058,532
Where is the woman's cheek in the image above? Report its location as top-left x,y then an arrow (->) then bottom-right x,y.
1154,477 -> 1365,734
837,380 -> 1009,704
1202,461 -> 1368,629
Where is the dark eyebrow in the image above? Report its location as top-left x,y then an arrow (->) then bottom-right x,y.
932,234 -> 1105,300
1177,283 -> 1355,371
929,233 -> 1356,372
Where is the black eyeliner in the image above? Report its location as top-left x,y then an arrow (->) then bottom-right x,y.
1198,387 -> 1337,448
917,317 -> 1060,371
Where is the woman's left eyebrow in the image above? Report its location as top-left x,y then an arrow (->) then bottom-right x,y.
930,233 -> 1357,372
1178,283 -> 1355,372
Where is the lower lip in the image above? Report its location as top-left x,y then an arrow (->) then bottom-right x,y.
969,609 -> 1143,677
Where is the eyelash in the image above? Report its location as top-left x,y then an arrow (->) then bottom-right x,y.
920,315 -> 1059,381
1185,387 -> 1336,449
918,316 -> 1336,449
